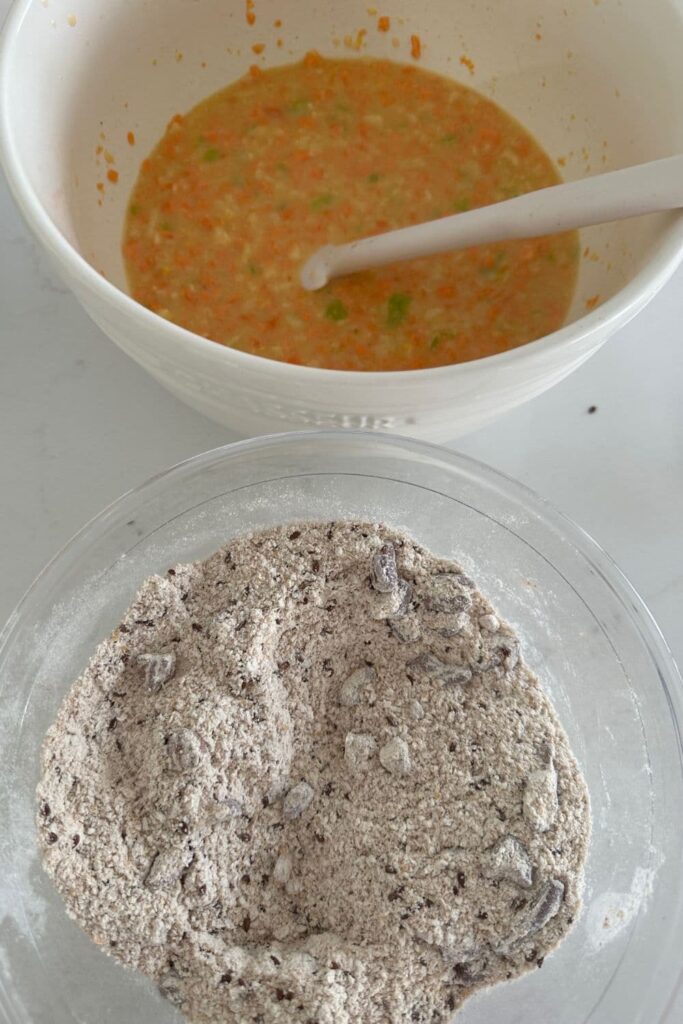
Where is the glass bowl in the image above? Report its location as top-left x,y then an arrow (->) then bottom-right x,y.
0,431 -> 681,1023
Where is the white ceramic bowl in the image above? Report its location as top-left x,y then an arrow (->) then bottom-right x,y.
1,0 -> 683,441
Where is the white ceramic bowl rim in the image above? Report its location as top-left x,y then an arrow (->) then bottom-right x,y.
1,0 -> 683,387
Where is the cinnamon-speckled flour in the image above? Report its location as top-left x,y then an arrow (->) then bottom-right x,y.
37,522 -> 591,1023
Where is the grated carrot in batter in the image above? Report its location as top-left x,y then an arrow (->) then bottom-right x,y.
123,56 -> 578,371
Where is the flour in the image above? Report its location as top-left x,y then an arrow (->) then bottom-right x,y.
585,866 -> 655,951
37,521 -> 591,1023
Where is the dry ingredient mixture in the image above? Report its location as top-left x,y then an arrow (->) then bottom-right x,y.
123,55 -> 578,371
37,522 -> 590,1023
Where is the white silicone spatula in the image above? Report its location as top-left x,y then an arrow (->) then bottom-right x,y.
300,154 -> 683,290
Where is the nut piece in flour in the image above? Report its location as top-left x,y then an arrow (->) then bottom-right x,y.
344,732 -> 377,772
394,578 -> 412,617
273,852 -> 293,886
497,878 -> 565,955
283,781 -> 315,820
523,764 -> 559,832
423,573 -> 473,613
379,737 -> 411,776
389,615 -> 421,643
481,835 -> 534,889
518,879 -> 565,941
137,652 -> 176,693
371,578 -> 412,620
339,665 -> 376,707
408,652 -> 473,687
371,542 -> 400,593
409,699 -> 425,720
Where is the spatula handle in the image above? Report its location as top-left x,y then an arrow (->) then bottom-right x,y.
301,154 -> 683,290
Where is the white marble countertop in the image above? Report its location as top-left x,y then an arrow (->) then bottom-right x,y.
1,7 -> 682,1014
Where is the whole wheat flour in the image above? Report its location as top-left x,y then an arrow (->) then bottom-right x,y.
37,522 -> 591,1023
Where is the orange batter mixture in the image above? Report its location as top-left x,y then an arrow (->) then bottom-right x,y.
124,55 -> 578,371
